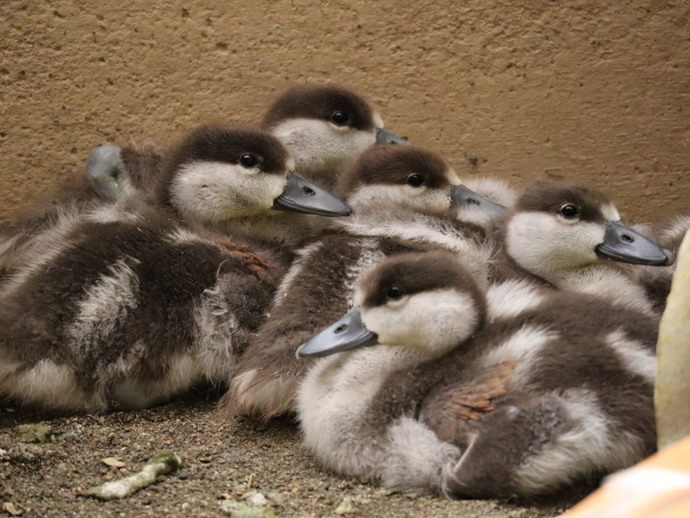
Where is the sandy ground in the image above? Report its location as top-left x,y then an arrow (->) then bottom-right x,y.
0,390 -> 591,518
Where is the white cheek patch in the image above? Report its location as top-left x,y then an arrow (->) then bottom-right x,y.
361,289 -> 480,356
506,212 -> 605,276
170,161 -> 286,222
601,203 -> 621,222
413,186 -> 453,212
270,118 -> 376,177
346,185 -> 400,211
353,286 -> 365,307
384,294 -> 409,310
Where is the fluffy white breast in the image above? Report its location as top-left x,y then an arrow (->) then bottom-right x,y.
298,345 -> 427,478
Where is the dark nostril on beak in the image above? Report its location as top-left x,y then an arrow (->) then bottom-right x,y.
303,186 -> 316,196
621,234 -> 635,243
335,324 -> 348,334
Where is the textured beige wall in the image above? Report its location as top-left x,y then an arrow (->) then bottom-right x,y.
1,0 -> 688,222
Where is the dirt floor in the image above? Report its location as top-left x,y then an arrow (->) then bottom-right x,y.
0,390 -> 590,518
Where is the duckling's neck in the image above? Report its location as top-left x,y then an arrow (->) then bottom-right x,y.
543,263 -> 656,315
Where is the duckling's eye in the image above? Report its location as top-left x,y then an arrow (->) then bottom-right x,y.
330,111 -> 350,126
240,154 -> 259,168
386,285 -> 405,300
406,174 -> 425,187
559,204 -> 580,219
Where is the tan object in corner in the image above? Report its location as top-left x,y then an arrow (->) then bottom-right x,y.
560,435 -> 690,518
656,229 -> 690,450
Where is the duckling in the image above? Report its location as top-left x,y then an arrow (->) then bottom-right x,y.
150,123 -> 351,261
3,124 -> 351,274
498,179 -> 674,314
296,250 -> 658,498
0,125 -> 349,412
627,215 -> 689,313
222,144 -> 501,419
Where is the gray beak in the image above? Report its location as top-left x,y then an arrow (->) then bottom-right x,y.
296,307 -> 379,358
272,172 -> 352,217
376,128 -> 410,146
596,220 -> 676,266
85,145 -> 124,202
450,184 -> 505,215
